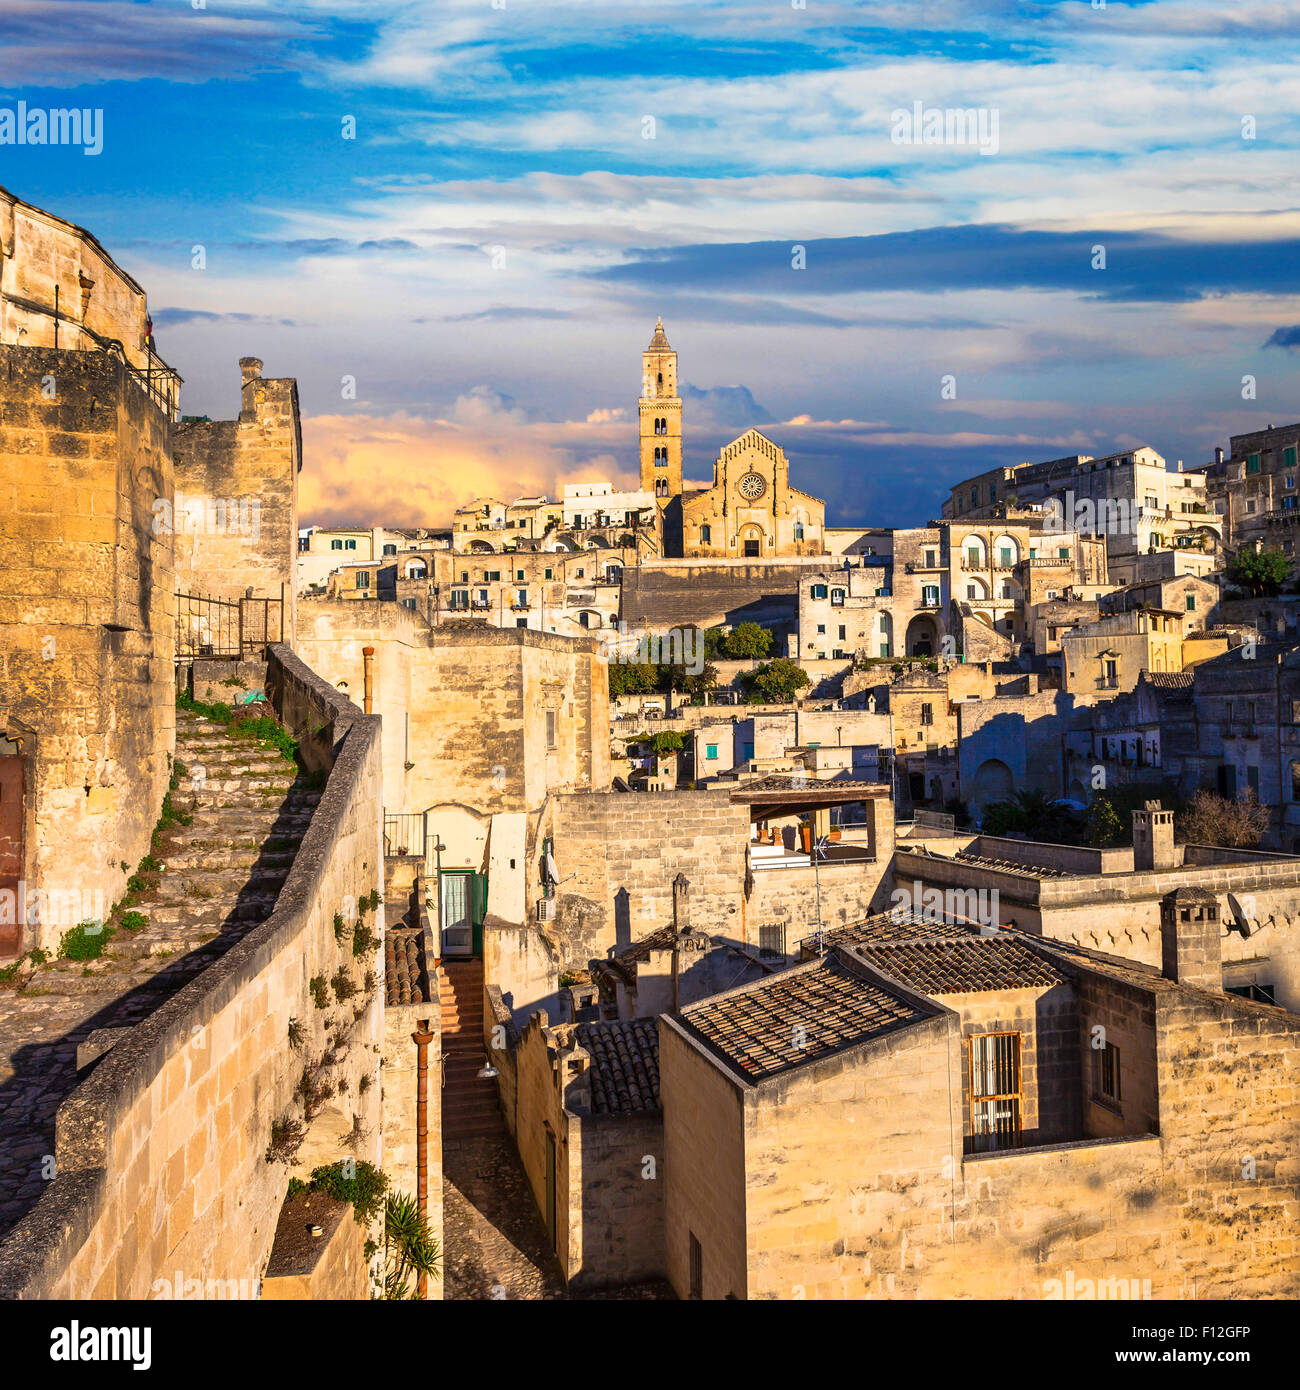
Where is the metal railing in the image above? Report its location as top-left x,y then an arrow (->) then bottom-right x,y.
175,591 -> 285,660
384,811 -> 427,858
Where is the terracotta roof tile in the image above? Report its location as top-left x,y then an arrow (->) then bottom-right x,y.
385,928 -> 430,1006
575,1018 -> 661,1114
683,952 -> 925,1081
856,937 -> 1072,994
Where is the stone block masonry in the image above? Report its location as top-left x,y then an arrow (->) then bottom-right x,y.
0,645 -> 385,1299
0,345 -> 174,957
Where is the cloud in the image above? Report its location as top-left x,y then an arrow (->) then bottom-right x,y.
1264,324 -> 1300,350
597,225 -> 1300,304
152,307 -> 298,328
682,382 -> 774,428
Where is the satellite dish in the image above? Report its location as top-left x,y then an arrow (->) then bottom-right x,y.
544,850 -> 560,885
1225,893 -> 1253,939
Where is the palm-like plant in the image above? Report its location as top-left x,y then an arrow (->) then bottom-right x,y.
383,1191 -> 441,1300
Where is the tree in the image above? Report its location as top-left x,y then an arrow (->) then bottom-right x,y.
1176,789 -> 1271,848
650,731 -> 683,756
382,1191 -> 441,1300
608,662 -> 659,698
742,658 -> 811,704
1086,796 -> 1125,847
1227,545 -> 1291,597
719,622 -> 774,661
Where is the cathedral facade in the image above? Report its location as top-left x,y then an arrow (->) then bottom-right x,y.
637,319 -> 826,559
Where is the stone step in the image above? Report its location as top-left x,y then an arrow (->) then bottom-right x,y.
181,789 -> 321,812
141,896 -> 279,929
157,847 -> 298,873
147,865 -> 291,899
105,931 -> 224,960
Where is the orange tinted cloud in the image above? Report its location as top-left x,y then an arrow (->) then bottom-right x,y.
298,400 -> 641,528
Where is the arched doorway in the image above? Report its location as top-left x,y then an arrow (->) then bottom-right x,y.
906,614 -> 940,657
738,524 -> 765,558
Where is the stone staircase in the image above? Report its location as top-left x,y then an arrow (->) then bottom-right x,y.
439,958 -> 504,1140
29,708 -> 319,998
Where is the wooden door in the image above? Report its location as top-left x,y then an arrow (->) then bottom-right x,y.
0,757 -> 24,956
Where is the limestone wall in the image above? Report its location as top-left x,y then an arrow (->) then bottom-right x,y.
548,789 -> 750,961
171,360 -> 301,642
746,859 -> 891,947
0,346 -> 175,955
0,645 -> 385,1298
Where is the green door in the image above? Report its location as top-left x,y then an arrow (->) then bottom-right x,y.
471,871 -> 487,958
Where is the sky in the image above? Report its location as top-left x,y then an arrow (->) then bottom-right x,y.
3,0 -> 1300,528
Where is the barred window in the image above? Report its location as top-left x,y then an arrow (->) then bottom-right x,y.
969,1032 -> 1022,1152
1092,1040 -> 1122,1106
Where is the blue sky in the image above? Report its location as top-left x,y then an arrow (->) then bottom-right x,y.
3,0 -> 1300,526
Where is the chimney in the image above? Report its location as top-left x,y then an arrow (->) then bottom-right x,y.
239,356 -> 263,419
1160,888 -> 1222,990
672,872 -> 690,936
1132,801 -> 1176,872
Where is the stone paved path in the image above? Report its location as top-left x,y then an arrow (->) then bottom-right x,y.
0,708 -> 316,1242
441,1135 -> 674,1301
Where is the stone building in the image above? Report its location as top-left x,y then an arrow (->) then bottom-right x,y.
658,909 -> 1299,1299
511,1012 -> 664,1290
1197,421 -> 1300,567
681,428 -> 826,560
1061,607 -> 1186,696
893,812 -> 1300,1009
944,446 -> 1222,585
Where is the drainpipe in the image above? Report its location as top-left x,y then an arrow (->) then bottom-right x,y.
412,1017 -> 434,1299
362,646 -> 375,714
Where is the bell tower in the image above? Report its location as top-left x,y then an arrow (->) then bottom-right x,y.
639,317 -> 682,503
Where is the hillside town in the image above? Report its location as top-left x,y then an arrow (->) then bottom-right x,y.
0,187 -> 1297,1306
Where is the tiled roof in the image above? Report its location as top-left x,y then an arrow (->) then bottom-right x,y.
682,952 -> 926,1081
1143,671 -> 1193,689
856,937 -> 1072,994
592,924 -> 679,990
952,850 -> 1077,878
736,774 -> 882,795
575,1018 -> 661,1114
816,907 -> 979,948
385,928 -> 430,1005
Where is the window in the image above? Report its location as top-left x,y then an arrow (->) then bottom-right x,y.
880,642 -> 889,658
969,1032 -> 1022,1152
1247,453 -> 1261,473
1247,765 -> 1260,796
516,569 -> 525,581
816,624 -> 825,635
922,585 -> 939,606
811,584 -> 827,600
925,549 -> 937,568
1104,658 -> 1118,687
1286,447 -> 1297,470
794,523 -> 804,541
1227,983 -> 1277,1004
701,524 -> 712,544
486,570 -> 501,582
1092,1041 -> 1122,1107
838,625 -> 846,640
689,1233 -> 703,1300
461,571 -> 469,583
831,588 -> 845,607
920,703 -> 933,726
1058,547 -> 1069,559
345,539 -> 357,550
451,589 -> 469,610
516,618 -> 528,628
967,584 -> 978,600
1186,595 -> 1196,611
966,548 -> 980,568
1287,496 -> 1299,512
758,923 -> 785,960
575,568 -> 585,578
383,543 -> 397,556
1246,499 -> 1257,514
998,547 -> 1013,566
356,571 -> 370,587
705,743 -> 718,761
545,709 -> 557,749
516,589 -> 528,607
331,539 -> 343,551
1144,494 -> 1158,511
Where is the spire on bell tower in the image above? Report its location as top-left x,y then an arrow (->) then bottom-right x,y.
640,317 -> 682,502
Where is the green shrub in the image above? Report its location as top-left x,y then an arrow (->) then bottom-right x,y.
305,1160 -> 388,1225
309,975 -> 329,1009
118,910 -> 149,933
59,922 -> 114,961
